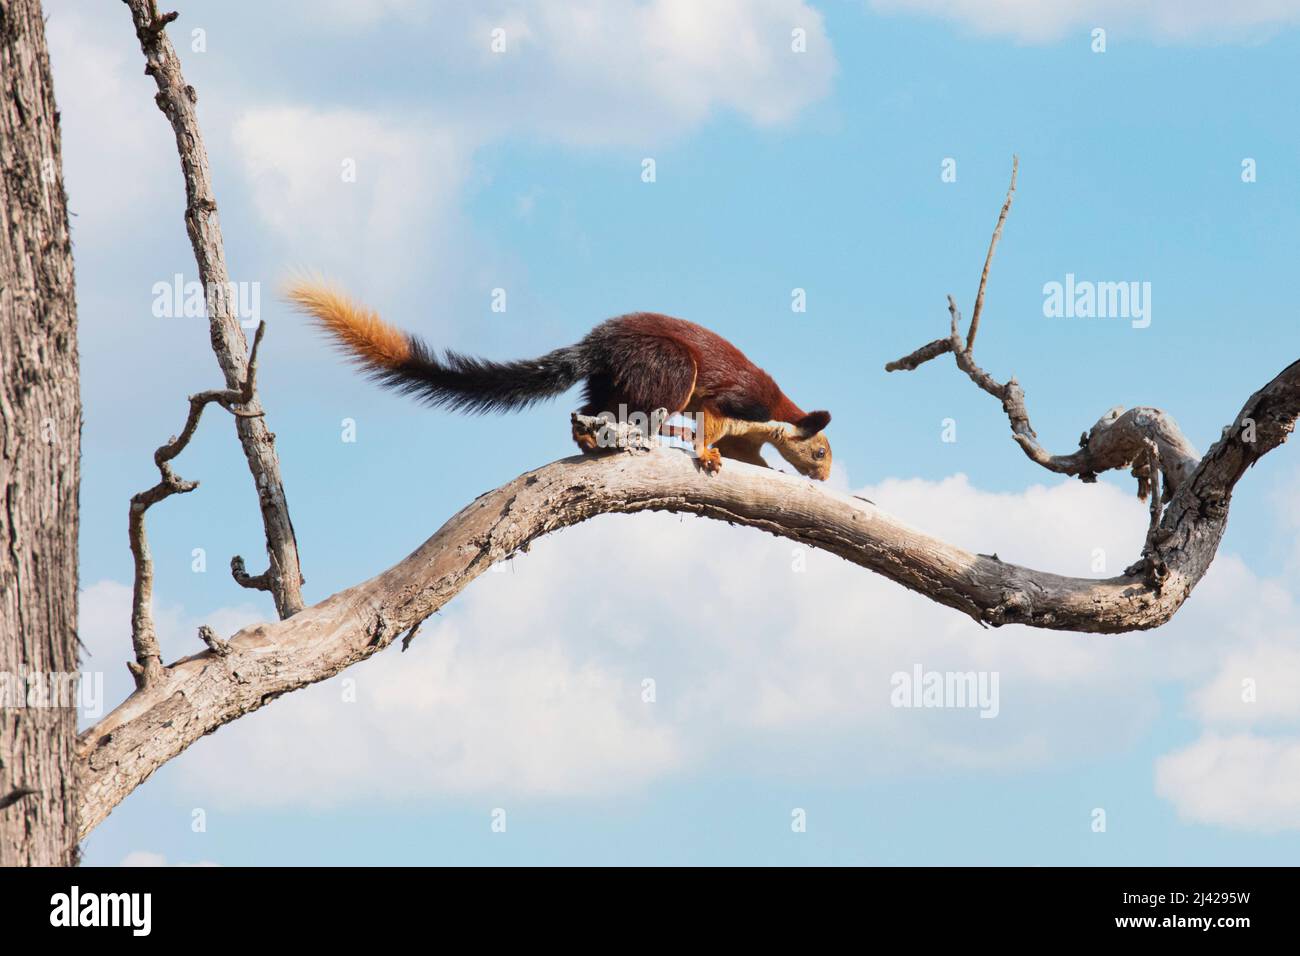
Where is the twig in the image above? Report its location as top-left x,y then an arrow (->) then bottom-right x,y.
400,620 -> 427,653
965,155 -> 1017,353
229,556 -> 272,592
883,337 -> 952,372
124,0 -> 305,618
127,323 -> 267,689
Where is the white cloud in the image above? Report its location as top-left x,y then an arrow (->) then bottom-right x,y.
308,0 -> 430,29
295,0 -> 834,138
1147,534 -> 1300,832
49,2 -> 834,322
1156,734 -> 1300,831
177,629 -> 679,806
1147,534 -> 1300,831
868,0 -> 1300,43
231,108 -> 472,289
44,13 -> 172,238
1190,645 -> 1300,728
229,2 -> 833,274
479,0 -> 835,142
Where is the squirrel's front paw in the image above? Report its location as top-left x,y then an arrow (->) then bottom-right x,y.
696,446 -> 723,475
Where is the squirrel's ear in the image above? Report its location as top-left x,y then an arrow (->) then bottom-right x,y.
796,410 -> 831,437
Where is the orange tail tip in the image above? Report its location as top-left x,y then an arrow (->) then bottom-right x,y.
284,280 -> 411,369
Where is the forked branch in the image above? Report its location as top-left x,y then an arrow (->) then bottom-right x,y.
124,0 -> 305,617
127,323 -> 267,688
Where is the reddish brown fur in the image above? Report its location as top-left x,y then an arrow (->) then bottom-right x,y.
589,313 -> 832,479
608,313 -> 806,425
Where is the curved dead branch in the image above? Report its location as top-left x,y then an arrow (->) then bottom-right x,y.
76,364 -> 1300,836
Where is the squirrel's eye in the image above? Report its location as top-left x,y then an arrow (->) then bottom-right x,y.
814,448 -> 826,460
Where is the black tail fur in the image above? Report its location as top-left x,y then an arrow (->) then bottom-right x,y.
374,337 -> 590,414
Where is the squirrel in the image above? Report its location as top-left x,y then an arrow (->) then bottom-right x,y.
287,281 -> 832,480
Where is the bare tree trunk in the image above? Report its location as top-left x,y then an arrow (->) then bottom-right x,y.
0,0 -> 80,866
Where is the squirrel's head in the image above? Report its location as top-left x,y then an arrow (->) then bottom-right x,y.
773,410 -> 832,481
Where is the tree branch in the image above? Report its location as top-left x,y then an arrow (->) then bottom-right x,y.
123,0 -> 305,618
884,336 -> 953,372
128,323 -> 267,688
964,155 -> 1017,353
76,366 -> 1300,836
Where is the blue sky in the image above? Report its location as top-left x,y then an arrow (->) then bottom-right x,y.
48,1 -> 1300,865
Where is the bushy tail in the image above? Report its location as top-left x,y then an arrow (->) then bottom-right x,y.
286,281 -> 588,413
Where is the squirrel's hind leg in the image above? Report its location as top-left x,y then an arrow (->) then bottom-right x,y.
572,377 -> 615,454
